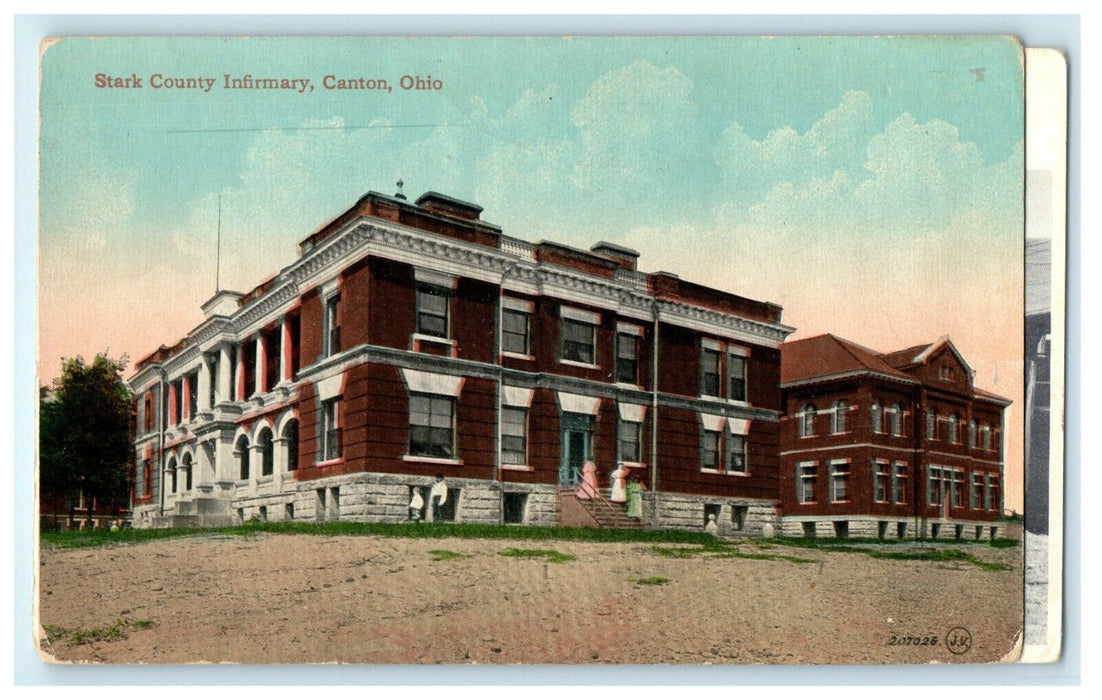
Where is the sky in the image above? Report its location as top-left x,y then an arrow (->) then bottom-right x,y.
37,36 -> 1025,510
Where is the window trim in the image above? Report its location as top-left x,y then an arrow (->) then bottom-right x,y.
799,403 -> 817,438
727,352 -> 747,403
501,405 -> 529,467
407,392 -> 457,460
798,461 -> 818,504
618,418 -> 644,465
501,307 -> 532,357
560,316 -> 598,367
322,292 -> 341,359
615,331 -> 640,386
873,459 -> 891,503
416,284 -> 452,340
700,346 -> 721,398
320,398 -> 341,464
829,459 -> 851,503
830,400 -> 848,434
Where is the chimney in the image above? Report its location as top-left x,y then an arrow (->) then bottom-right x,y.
590,241 -> 640,272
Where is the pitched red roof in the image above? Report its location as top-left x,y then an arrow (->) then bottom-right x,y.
879,343 -> 933,369
781,334 -> 914,386
973,386 -> 1012,404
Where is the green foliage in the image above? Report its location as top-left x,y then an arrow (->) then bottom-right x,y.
40,353 -> 132,525
42,618 -> 153,646
427,549 -> 471,561
497,548 -> 576,564
628,576 -> 670,585
649,544 -> 817,564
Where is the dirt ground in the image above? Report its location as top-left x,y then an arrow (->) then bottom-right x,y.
37,533 -> 1023,665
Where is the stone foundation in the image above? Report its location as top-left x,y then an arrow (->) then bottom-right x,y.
780,516 -> 1000,541
647,492 -> 778,536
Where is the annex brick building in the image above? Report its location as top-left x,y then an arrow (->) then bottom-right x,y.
128,188 -> 795,535
778,334 -> 1009,540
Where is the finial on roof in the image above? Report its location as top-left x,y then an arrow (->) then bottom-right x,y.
395,179 -> 407,200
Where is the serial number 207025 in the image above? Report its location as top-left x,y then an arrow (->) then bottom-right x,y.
887,634 -> 939,646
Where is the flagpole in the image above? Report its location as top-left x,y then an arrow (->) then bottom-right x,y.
216,194 -> 222,294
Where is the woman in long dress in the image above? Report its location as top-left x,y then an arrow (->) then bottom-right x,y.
609,465 -> 628,502
577,461 -> 599,499
625,476 -> 645,518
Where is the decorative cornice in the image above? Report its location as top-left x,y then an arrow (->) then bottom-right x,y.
234,282 -> 299,335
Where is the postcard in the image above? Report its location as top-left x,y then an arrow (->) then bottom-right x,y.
36,35 -> 1044,665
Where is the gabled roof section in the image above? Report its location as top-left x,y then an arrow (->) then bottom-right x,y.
882,335 -> 974,378
781,334 -> 914,386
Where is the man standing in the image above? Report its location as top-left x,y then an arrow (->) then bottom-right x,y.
429,474 -> 448,523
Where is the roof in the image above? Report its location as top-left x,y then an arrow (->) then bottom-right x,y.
879,343 -> 933,369
781,334 -> 915,386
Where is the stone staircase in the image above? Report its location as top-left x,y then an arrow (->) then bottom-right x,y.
559,485 -> 646,530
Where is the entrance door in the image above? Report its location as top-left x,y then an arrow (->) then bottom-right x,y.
559,413 -> 592,486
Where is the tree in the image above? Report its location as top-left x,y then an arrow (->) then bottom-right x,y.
40,354 -> 132,528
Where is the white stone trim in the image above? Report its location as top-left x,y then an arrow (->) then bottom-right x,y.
616,322 -> 643,336
414,267 -> 457,289
316,373 -> 345,401
320,276 -> 340,299
401,368 -> 465,397
701,338 -> 722,351
727,345 -> 750,358
559,306 -> 601,325
556,391 -> 601,416
727,417 -> 750,435
700,413 -> 726,432
501,386 -> 534,408
502,296 -> 534,313
618,402 -> 647,423
249,417 -> 275,442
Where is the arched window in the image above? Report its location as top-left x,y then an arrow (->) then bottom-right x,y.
948,414 -> 959,444
258,427 -> 274,477
236,436 -> 251,480
283,419 -> 299,472
182,453 -> 193,491
926,409 -> 937,440
799,404 -> 816,438
890,404 -> 903,436
870,401 -> 883,434
831,400 -> 848,434
166,457 -> 178,493
968,420 -> 977,449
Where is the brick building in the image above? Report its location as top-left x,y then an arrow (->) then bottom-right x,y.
128,188 -> 795,534
778,334 -> 1009,540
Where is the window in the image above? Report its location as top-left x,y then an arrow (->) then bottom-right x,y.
321,399 -> 341,462
700,428 -> 720,471
926,409 -> 937,440
616,333 -> 639,385
562,318 -> 596,365
172,380 -> 183,425
143,394 -> 155,433
951,469 -> 965,507
984,474 -> 996,510
830,462 -> 850,502
235,436 -> 250,480
167,457 -> 178,493
283,419 -> 299,472
409,394 -> 454,459
258,428 -> 274,477
892,463 -> 908,504
501,407 -> 528,466
727,353 -> 747,401
416,286 -> 450,338
831,401 -> 848,434
186,373 -> 198,419
323,293 -> 341,357
501,308 -> 530,355
726,432 -> 747,474
182,453 -> 193,491
970,472 -> 983,509
208,353 -> 220,407
948,415 -> 959,444
799,404 -> 816,438
981,425 -> 992,451
927,467 -> 941,506
503,492 -> 527,524
968,420 -> 978,449
798,463 -> 817,503
619,420 -> 642,463
870,402 -> 883,434
890,403 -> 903,436
874,460 -> 891,503
142,459 -> 152,497
701,347 -> 721,396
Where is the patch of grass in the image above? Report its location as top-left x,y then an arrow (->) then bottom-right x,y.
709,550 -> 818,564
628,576 -> 670,585
42,618 -> 153,646
498,547 -> 576,564
761,535 -> 1018,551
756,538 -> 1010,571
649,546 -> 701,558
990,538 -> 1020,549
427,549 -> 471,561
42,521 -> 722,550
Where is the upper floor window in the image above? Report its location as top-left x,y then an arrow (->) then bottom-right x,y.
981,425 -> 992,451
186,372 -> 199,419
874,460 -> 891,503
948,414 -> 959,444
416,286 -> 450,339
143,394 -> 155,433
951,469 -> 965,507
890,403 -> 903,436
321,398 -> 341,462
501,406 -> 528,466
409,393 -> 455,459
798,463 -> 817,503
501,306 -> 531,356
700,427 -> 721,471
258,427 -> 274,477
970,471 -> 983,509
619,419 -> 643,463
727,352 -> 747,402
926,409 -> 937,441
616,331 -> 640,385
830,461 -> 850,502
968,420 -> 978,448
984,473 -> 997,510
323,293 -> 341,358
701,346 -> 721,397
235,435 -> 250,480
870,401 -> 883,434
831,401 -> 848,434
561,317 -> 596,365
891,463 -> 908,504
799,404 -> 816,438
726,430 -> 747,474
